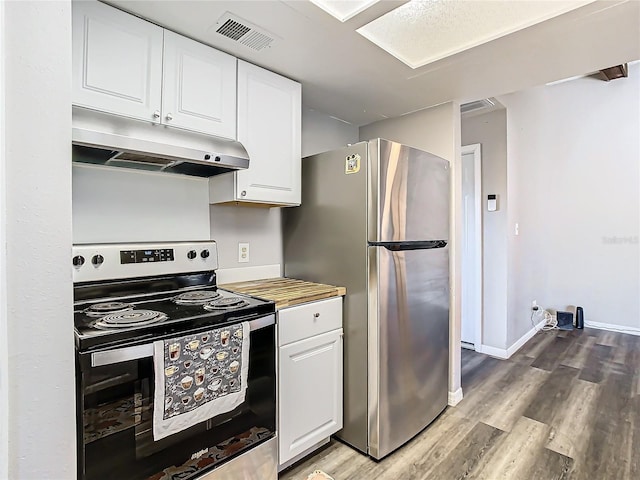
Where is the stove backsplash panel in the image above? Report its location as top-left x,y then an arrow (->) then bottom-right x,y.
72,164 -> 210,243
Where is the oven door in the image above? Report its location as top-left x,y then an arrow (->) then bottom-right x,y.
76,315 -> 276,480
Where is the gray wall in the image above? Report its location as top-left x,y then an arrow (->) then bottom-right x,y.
3,1 -> 76,478
209,205 -> 283,269
359,103 -> 459,161
302,107 -> 359,157
0,2 -> 7,474
499,62 -> 640,342
359,102 -> 463,396
462,109 -> 509,349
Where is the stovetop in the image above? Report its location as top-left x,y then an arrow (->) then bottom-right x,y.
72,241 -> 276,351
74,286 -> 274,351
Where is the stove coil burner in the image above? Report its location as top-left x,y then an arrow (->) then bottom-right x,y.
203,297 -> 250,311
85,301 -> 134,318
173,290 -> 222,306
93,310 -> 168,329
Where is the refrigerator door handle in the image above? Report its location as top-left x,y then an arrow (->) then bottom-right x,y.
367,240 -> 447,251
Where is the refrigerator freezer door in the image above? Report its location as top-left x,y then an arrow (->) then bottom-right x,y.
369,139 -> 450,243
368,245 -> 449,459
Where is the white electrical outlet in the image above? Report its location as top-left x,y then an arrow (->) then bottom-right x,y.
238,243 -> 249,263
532,300 -> 537,307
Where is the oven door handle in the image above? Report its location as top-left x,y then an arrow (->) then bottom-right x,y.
91,314 -> 275,367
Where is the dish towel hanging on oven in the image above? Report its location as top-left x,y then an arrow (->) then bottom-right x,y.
153,322 -> 250,440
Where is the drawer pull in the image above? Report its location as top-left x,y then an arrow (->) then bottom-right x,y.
314,313 -> 320,318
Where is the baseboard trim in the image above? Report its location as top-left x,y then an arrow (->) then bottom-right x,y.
216,264 -> 281,284
476,344 -> 508,359
584,321 -> 640,337
477,319 -> 547,360
448,388 -> 463,406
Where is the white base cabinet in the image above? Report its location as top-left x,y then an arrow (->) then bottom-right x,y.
277,297 -> 343,468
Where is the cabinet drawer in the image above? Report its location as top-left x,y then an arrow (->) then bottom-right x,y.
278,297 -> 342,346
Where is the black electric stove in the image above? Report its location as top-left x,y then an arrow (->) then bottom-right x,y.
74,272 -> 275,351
72,241 -> 275,351
73,241 -> 277,480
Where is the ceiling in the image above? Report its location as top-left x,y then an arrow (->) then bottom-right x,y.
107,0 -> 640,127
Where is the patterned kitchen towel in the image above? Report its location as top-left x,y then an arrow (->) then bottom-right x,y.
153,322 -> 249,440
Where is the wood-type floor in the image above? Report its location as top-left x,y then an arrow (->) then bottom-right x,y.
280,328 -> 640,480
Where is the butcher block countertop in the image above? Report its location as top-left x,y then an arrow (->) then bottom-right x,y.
220,278 -> 346,310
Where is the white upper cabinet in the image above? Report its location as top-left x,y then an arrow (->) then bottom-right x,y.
236,60 -> 301,205
73,1 -> 237,139
209,61 -> 301,206
72,1 -> 163,123
162,31 -> 237,138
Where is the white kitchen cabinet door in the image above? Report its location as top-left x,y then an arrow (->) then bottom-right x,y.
72,1 -> 163,123
236,60 -> 301,205
278,329 -> 343,465
162,31 -> 237,139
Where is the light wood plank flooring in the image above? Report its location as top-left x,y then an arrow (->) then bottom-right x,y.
279,328 -> 640,479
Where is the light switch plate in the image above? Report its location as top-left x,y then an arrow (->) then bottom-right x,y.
238,242 -> 250,263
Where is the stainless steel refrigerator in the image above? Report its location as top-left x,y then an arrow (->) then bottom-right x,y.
283,139 -> 450,459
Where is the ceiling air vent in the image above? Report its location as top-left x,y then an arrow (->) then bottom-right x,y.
598,64 -> 628,82
215,13 -> 276,51
461,98 -> 495,114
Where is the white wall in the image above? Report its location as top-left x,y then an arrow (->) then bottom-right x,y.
212,108 -> 359,276
462,109 -> 509,349
499,63 -> 640,341
359,102 -> 464,399
73,165 -> 210,243
4,1 -> 76,478
0,2 -> 8,476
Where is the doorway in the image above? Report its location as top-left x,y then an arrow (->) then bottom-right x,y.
461,144 -> 482,350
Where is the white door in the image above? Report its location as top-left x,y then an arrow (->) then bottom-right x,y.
461,144 -> 482,348
236,60 -> 301,205
278,329 -> 343,465
72,1 -> 163,122
162,31 -> 237,139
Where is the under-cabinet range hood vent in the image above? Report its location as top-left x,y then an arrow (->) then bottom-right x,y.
214,13 -> 276,51
72,108 -> 249,178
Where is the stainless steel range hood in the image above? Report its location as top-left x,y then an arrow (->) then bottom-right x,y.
72,107 -> 249,177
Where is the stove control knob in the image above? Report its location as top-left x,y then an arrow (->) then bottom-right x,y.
72,255 -> 85,267
91,254 -> 104,266
187,250 -> 197,260
200,249 -> 210,259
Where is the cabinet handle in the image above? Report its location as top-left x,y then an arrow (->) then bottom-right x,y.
313,313 -> 320,318
166,113 -> 173,121
241,191 -> 247,197
152,110 -> 160,119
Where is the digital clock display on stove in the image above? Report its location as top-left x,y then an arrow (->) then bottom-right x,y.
120,249 -> 175,264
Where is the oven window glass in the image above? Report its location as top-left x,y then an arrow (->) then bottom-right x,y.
78,324 -> 275,480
